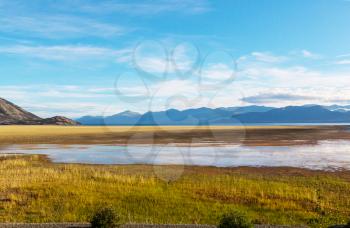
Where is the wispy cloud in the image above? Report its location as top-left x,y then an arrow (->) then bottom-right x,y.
0,15 -> 128,39
337,53 -> 350,58
242,66 -> 321,82
0,85 -> 116,118
26,102 -> 110,118
0,45 -> 131,62
335,59 -> 350,65
0,85 -> 114,99
237,86 -> 350,107
73,0 -> 211,15
3,46 -> 350,116
300,50 -> 322,59
236,50 -> 350,89
242,93 -> 318,104
249,52 -> 288,63
201,63 -> 235,80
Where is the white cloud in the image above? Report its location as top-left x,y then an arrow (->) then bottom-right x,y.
237,50 -> 350,88
243,65 -> 350,89
130,43 -> 195,75
301,50 -> 322,59
118,49 -> 350,110
201,63 -> 235,80
0,45 -> 131,62
250,52 -> 288,63
118,41 -> 202,75
151,79 -> 198,97
135,56 -> 169,74
0,15 -> 128,39
3,49 -> 350,117
242,66 -> 321,81
337,53 -> 350,58
26,102 -> 109,118
239,87 -> 350,107
335,59 -> 350,65
74,0 -> 211,15
0,85 -> 116,118
171,43 -> 199,72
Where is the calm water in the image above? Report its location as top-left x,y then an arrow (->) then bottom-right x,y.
1,140 -> 350,170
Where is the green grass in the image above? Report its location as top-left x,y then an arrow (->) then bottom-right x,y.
0,155 -> 349,227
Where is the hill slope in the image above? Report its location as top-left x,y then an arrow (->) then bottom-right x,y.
0,98 -> 41,124
0,98 -> 79,125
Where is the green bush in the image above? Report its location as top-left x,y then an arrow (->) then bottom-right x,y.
218,211 -> 253,228
90,206 -> 120,228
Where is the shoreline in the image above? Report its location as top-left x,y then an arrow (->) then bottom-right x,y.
2,153 -> 350,175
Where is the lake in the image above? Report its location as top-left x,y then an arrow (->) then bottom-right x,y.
1,139 -> 350,170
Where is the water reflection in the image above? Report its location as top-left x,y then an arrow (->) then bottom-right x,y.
1,140 -> 350,170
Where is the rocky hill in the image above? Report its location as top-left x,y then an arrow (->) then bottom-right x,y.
0,98 -> 79,125
41,116 -> 80,126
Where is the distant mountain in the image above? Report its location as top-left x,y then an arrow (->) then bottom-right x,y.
137,109 -> 201,125
77,105 -> 350,125
232,105 -> 350,123
105,111 -> 142,125
77,111 -> 141,126
0,98 -> 79,125
218,105 -> 274,114
77,105 -> 274,125
74,115 -> 104,125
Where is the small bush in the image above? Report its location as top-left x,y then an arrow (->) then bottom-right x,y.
218,211 -> 253,228
90,206 -> 120,228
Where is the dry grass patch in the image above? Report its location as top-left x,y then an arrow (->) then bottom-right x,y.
0,155 -> 349,227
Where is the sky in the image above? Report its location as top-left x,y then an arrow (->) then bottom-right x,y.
1,0 -> 350,118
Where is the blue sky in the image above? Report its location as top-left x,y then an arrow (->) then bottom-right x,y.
1,0 -> 350,118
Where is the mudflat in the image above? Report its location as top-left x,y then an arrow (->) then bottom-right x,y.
0,125 -> 349,146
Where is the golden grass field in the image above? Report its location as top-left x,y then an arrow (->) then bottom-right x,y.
0,125 -> 349,146
0,155 -> 349,227
0,125 -> 350,227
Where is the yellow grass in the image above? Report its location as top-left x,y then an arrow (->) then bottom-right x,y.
0,155 -> 349,227
0,125 -> 325,145
0,125 -> 320,135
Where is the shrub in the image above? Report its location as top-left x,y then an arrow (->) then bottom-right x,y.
218,211 -> 253,228
90,206 -> 120,228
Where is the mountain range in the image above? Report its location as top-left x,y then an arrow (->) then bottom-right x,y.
3,96 -> 350,126
0,98 -> 79,125
77,105 -> 350,125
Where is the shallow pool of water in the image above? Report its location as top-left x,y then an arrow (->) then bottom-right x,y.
1,140 -> 350,170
